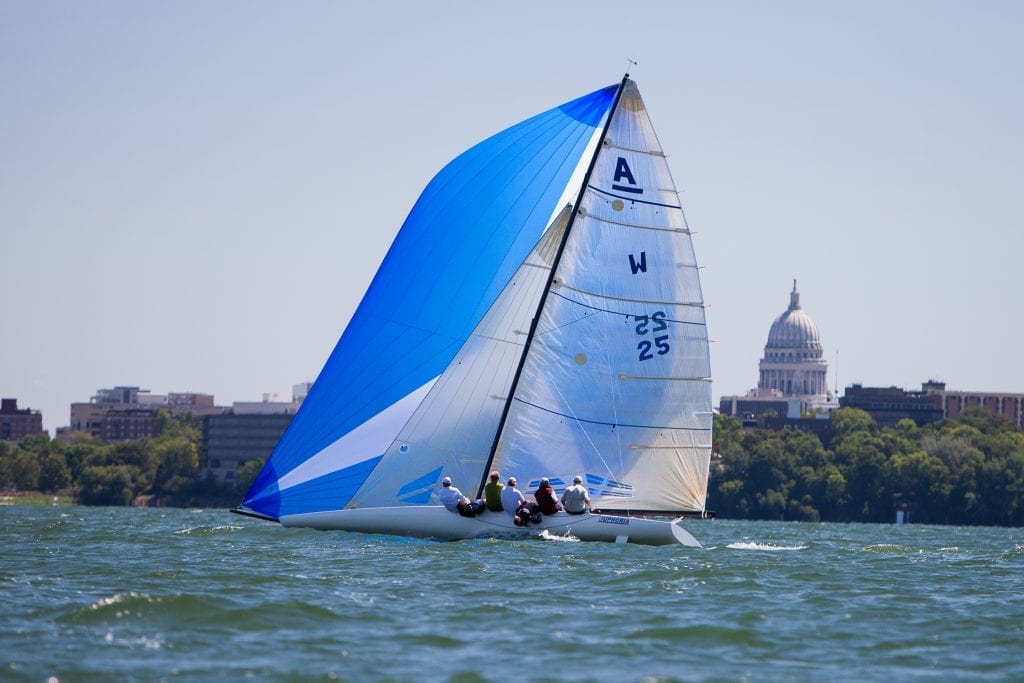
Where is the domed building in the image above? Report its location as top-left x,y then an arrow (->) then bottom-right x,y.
719,280 -> 834,421
758,279 -> 829,400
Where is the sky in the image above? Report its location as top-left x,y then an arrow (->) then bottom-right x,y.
3,1 -> 1023,434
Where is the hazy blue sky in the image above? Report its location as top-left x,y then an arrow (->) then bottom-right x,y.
4,1 -> 1022,433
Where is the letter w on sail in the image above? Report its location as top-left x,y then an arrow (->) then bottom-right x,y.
628,251 -> 647,274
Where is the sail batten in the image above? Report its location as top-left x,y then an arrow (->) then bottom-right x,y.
551,286 -> 706,309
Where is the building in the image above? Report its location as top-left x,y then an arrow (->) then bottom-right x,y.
839,383 -> 944,428
0,398 -> 45,442
64,386 -> 226,443
292,382 -> 312,402
93,386 -> 149,405
757,280 -> 830,401
940,384 -> 1024,430
101,408 -> 162,442
166,393 -> 223,418
720,280 -> 836,424
840,380 -> 1024,431
718,395 -> 792,425
202,399 -> 298,485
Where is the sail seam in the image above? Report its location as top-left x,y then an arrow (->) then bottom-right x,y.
511,397 -> 709,431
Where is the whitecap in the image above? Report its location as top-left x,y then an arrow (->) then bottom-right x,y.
727,541 -> 807,551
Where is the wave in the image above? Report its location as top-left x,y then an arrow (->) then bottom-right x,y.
726,541 -> 807,551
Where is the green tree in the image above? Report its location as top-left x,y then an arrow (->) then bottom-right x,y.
882,450 -> 952,523
9,450 -> 41,490
833,431 -> 888,521
830,408 -> 876,447
234,459 -> 265,497
152,438 -> 199,496
77,465 -> 136,505
38,453 -> 71,492
0,441 -> 14,487
62,439 -> 105,480
17,433 -> 51,454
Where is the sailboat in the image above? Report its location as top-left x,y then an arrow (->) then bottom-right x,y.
233,75 -> 713,547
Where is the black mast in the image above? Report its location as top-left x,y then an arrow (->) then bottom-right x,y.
476,74 -> 632,498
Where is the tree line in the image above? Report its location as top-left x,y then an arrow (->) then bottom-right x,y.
2,407 -> 1022,526
710,407 -> 1024,526
0,412 -> 238,506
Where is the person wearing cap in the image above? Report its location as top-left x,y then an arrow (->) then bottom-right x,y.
438,476 -> 485,517
483,470 -> 504,512
560,475 -> 594,514
533,477 -> 561,515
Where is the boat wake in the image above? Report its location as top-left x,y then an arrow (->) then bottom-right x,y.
538,529 -> 580,542
727,541 -> 807,551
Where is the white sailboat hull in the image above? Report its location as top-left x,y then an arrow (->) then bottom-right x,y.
280,506 -> 702,547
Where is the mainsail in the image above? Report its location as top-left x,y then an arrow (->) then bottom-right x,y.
239,77 -> 711,529
490,80 -> 712,513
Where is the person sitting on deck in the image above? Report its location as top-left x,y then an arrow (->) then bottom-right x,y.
500,476 -> 538,526
500,476 -> 525,517
560,475 -> 594,514
533,477 -> 561,515
438,477 -> 485,517
483,470 -> 504,512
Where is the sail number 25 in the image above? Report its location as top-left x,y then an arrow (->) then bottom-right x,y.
633,311 -> 670,361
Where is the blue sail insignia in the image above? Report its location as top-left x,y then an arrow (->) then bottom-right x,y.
396,466 -> 444,505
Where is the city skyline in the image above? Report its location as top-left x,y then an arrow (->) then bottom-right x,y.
5,2 -> 1023,433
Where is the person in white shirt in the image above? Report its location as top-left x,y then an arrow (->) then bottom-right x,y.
560,475 -> 593,514
500,477 -> 539,526
500,477 -> 526,517
438,476 -> 485,517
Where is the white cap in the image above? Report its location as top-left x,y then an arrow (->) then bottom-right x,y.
573,475 -> 583,483
442,476 -> 452,485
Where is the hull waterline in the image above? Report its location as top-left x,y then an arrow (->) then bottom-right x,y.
277,505 -> 702,547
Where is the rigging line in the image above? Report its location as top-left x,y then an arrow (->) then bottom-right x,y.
548,288 -> 707,319
588,185 -> 681,209
478,75 -> 632,499
529,308 -> 596,338
510,397 -> 710,431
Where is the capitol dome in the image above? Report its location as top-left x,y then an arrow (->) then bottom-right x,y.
766,283 -> 822,352
758,280 -> 829,399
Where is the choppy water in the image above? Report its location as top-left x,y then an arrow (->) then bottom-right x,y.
2,505 -> 1022,682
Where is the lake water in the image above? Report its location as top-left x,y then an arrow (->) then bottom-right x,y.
2,505 -> 1022,682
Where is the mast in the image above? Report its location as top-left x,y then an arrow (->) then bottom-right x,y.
476,73 -> 632,497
